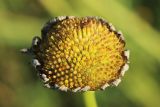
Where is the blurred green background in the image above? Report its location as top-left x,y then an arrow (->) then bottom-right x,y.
0,0 -> 160,107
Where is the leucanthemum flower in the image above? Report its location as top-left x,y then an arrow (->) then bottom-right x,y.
21,16 -> 129,92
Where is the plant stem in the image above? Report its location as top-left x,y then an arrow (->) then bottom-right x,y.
83,91 -> 98,107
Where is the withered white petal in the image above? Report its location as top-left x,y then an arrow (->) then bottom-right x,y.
124,50 -> 130,60
72,87 -> 81,92
109,23 -> 116,31
59,85 -> 68,92
44,83 -> 51,88
101,83 -> 110,90
41,74 -> 49,82
120,64 -> 129,76
32,37 -> 40,46
32,59 -> 41,68
118,31 -> 125,41
57,16 -> 67,21
112,78 -> 121,86
81,86 -> 90,91
20,48 -> 28,53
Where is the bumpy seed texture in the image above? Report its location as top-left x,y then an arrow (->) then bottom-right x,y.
24,16 -> 129,92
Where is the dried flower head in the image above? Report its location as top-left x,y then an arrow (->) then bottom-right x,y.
21,16 -> 129,92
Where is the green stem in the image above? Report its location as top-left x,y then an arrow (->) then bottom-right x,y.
83,91 -> 98,107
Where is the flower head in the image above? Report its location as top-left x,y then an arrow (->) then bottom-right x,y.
21,16 -> 129,92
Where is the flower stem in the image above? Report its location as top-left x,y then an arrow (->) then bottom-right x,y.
83,91 -> 98,107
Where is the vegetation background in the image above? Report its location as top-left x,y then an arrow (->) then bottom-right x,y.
0,0 -> 160,107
